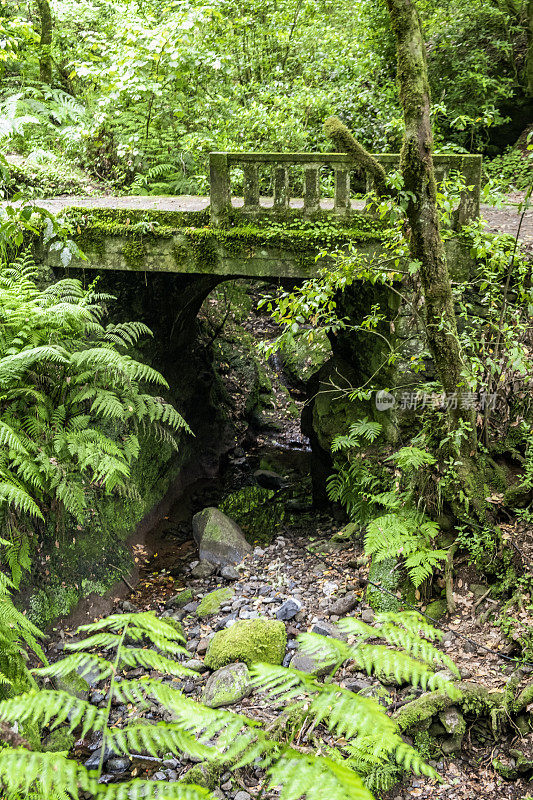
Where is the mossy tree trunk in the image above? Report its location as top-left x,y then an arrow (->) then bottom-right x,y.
35,0 -> 53,85
323,116 -> 390,198
385,0 -> 477,454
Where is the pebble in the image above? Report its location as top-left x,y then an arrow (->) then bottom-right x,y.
276,598 -> 302,620
361,608 -> 374,623
234,792 -> 251,800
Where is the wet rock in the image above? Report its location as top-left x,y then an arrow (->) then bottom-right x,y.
191,560 -> 217,578
107,757 -> 130,774
328,591 -> 358,617
203,663 -> 252,708
276,598 -> 302,620
193,508 -> 252,567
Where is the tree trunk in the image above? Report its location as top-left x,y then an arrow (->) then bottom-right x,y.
527,0 -> 533,97
35,0 -> 52,85
385,0 -> 476,454
323,116 -> 390,198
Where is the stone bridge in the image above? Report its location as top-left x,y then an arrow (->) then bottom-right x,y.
39,150 -> 484,504
42,151 -> 482,281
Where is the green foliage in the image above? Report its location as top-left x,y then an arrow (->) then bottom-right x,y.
484,147 -> 533,191
0,608 -> 459,800
0,250 -> 189,583
328,421 -> 447,588
0,570 -> 45,700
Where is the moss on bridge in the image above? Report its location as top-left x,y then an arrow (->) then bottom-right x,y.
59,205 -> 385,277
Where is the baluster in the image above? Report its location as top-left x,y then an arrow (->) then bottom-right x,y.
334,167 -> 350,214
303,164 -> 320,215
273,166 -> 289,209
243,162 -> 260,208
209,152 -> 230,227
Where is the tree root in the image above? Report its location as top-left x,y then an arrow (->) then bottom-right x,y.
394,677 -> 533,737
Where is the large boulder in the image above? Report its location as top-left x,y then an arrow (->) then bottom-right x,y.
203,663 -> 252,708
192,507 -> 252,567
204,618 -> 287,670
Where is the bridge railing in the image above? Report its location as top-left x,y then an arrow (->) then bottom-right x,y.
209,151 -> 482,227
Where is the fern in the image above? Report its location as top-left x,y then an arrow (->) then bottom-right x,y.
0,609 -> 460,800
0,255 -> 191,578
328,420 -> 448,588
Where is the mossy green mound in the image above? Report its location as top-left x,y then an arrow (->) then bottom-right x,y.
197,587 -> 235,618
425,598 -> 448,620
204,618 -> 287,669
169,589 -> 193,607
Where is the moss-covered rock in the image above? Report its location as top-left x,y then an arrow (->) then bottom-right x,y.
41,728 -> 76,753
197,587 -> 235,618
181,762 -> 223,789
54,671 -> 90,701
204,618 -> 287,669
168,589 -> 193,608
193,507 -> 252,567
425,598 -> 448,620
203,662 -> 252,707
366,557 -> 403,613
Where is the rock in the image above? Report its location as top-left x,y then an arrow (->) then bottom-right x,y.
183,659 -> 208,673
197,638 -> 210,655
192,508 -> 252,567
167,589 -> 193,608
361,608 -> 374,624
197,588 -> 235,618
276,598 -> 302,620
121,601 -> 138,613
106,757 -> 130,774
234,792 -> 252,800
290,649 -> 336,677
329,591 -> 358,616
183,601 -> 199,613
191,560 -> 217,578
439,706 -> 465,735
344,678 -> 372,693
204,618 -> 287,670
425,599 -> 448,620
221,565 -> 239,580
360,685 -> 392,707
310,620 -> 346,641
203,663 -> 252,708
253,469 -> 287,490
54,671 -> 90,701
285,499 -> 312,513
